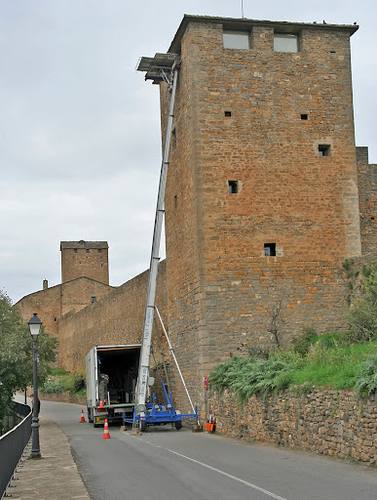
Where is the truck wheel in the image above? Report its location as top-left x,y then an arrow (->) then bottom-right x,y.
139,419 -> 147,432
175,420 -> 182,430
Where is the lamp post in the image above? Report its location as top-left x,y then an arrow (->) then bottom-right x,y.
28,313 -> 42,458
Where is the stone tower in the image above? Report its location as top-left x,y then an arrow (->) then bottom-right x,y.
60,240 -> 109,285
159,16 -> 361,412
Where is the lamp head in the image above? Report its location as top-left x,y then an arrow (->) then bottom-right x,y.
28,313 -> 42,338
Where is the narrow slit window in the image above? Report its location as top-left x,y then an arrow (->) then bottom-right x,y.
264,243 -> 276,257
223,30 -> 250,49
228,180 -> 238,194
318,144 -> 331,157
224,111 -> 232,117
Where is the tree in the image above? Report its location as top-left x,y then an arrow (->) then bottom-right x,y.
0,291 -> 57,424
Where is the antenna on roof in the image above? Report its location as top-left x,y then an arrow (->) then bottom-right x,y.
241,0 -> 245,18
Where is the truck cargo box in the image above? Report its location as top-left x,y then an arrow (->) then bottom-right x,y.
86,344 -> 141,426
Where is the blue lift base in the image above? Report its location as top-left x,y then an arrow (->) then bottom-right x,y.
123,382 -> 198,431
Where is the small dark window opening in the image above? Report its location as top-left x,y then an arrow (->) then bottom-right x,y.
224,111 -> 232,117
86,249 -> 90,253
174,195 -> 178,208
264,243 -> 276,257
98,249 -> 102,253
228,180 -> 238,193
318,144 -> 331,156
74,249 -> 77,253
371,217 -> 375,221
54,317 -> 57,322
301,114 -> 308,120
91,296 -> 96,304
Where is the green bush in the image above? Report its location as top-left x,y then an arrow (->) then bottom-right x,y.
41,380 -> 65,394
347,266 -> 377,343
292,326 -> 318,356
209,356 -> 297,403
354,354 -> 377,397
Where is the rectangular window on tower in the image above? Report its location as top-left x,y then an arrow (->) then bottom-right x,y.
223,30 -> 250,49
274,33 -> 299,53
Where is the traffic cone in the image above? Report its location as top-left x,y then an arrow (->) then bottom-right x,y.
80,409 -> 86,423
99,401 -> 104,408
103,419 -> 110,439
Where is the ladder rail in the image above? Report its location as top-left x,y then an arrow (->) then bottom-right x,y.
135,65 -> 179,413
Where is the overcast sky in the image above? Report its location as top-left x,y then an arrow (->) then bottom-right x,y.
1,0 -> 376,304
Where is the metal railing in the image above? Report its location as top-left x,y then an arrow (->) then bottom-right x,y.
0,402 -> 31,498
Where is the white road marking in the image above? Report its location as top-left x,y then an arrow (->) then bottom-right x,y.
130,436 -> 288,500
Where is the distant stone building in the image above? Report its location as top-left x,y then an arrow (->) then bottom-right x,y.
16,241 -> 114,343
16,16 -> 377,417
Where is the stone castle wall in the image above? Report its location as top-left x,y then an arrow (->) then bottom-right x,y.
57,261 -> 168,372
209,389 -> 376,466
161,18 -> 363,414
16,278 -> 113,341
357,147 -> 377,255
61,241 -> 109,285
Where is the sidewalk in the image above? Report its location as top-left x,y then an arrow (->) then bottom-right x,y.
5,415 -> 90,500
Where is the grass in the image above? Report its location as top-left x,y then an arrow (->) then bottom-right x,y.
290,340 -> 376,390
209,334 -> 377,400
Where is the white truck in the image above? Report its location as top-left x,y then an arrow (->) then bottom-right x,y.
85,344 -> 141,427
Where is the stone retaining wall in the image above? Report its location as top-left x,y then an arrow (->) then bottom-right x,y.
209,389 -> 376,465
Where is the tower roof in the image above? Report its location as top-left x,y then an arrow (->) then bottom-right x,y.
169,14 -> 358,53
60,240 -> 108,250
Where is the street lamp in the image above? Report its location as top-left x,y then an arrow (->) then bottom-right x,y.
28,313 -> 42,458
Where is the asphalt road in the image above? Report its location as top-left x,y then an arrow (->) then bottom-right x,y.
40,400 -> 376,500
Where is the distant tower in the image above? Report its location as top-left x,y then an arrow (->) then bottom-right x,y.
60,240 -> 109,284
158,16 -> 361,409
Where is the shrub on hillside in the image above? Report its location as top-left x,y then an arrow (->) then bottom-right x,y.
292,326 -> 318,356
354,354 -> 377,397
347,266 -> 377,343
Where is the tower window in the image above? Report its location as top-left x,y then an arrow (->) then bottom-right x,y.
264,243 -> 276,257
74,249 -> 77,253
301,114 -> 308,120
223,30 -> 250,49
228,180 -> 238,194
98,249 -> 102,253
318,144 -> 331,157
224,111 -> 232,117
86,249 -> 90,253
91,296 -> 96,304
274,34 -> 299,53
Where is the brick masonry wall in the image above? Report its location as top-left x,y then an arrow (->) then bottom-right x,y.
58,261 -> 168,373
61,246 -> 109,285
16,278 -> 114,342
209,389 -> 377,465
161,19 -> 363,416
357,146 -> 377,255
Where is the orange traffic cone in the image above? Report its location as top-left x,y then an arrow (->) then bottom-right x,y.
80,409 -> 86,423
99,400 -> 104,408
103,419 -> 110,439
